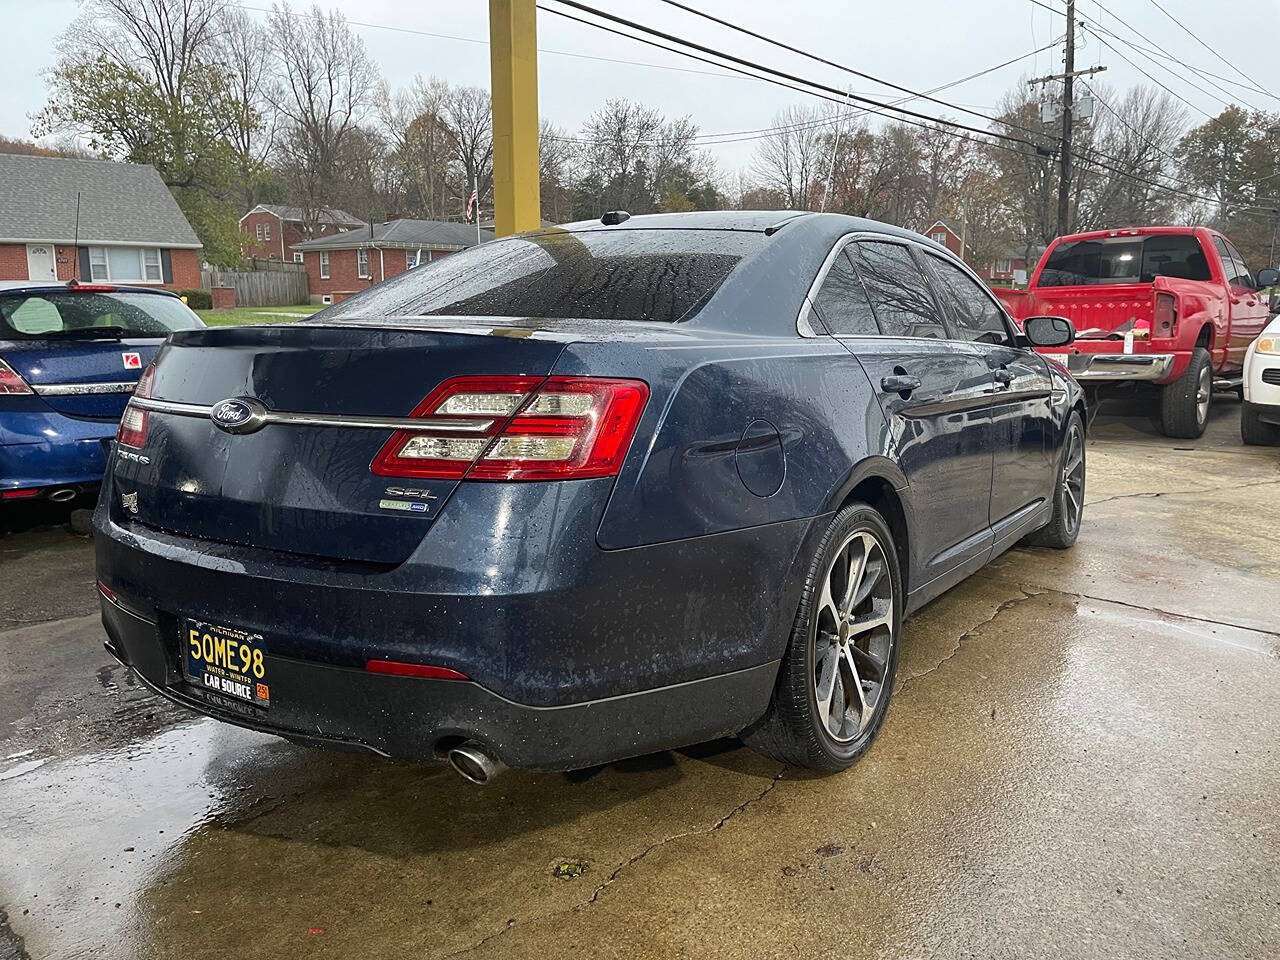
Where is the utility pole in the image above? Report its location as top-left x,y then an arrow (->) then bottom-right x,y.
1056,0 -> 1076,236
489,0 -> 541,237
1029,6 -> 1105,237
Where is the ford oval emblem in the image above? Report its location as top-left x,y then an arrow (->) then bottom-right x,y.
210,397 -> 268,434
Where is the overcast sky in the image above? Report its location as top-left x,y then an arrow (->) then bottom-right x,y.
2,0 -> 1276,177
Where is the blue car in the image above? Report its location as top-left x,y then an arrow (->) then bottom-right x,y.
94,212 -> 1085,781
1,282 -> 204,503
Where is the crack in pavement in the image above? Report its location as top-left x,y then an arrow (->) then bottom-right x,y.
1085,476 -> 1280,508
1034,586 -> 1280,642
439,765 -> 788,960
895,588 -> 1042,694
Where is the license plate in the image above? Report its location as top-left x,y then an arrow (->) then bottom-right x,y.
182,619 -> 270,708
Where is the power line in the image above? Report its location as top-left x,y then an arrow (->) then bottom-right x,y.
651,0 -> 1053,144
228,2 -> 781,83
1142,0 -> 1277,103
540,0 -> 1044,148
544,39 -> 1063,148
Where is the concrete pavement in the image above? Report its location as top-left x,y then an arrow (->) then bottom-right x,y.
1,394 -> 1276,960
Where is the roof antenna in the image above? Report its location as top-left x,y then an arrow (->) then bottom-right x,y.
69,191 -> 81,286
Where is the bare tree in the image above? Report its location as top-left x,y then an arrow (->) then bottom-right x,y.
753,104 -> 832,210
539,119 -> 577,225
442,85 -> 494,218
216,8 -> 275,209
379,76 -> 452,218
268,3 -> 377,236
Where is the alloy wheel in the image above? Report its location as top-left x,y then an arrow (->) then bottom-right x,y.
1061,420 -> 1085,535
1196,364 -> 1211,426
812,530 -> 895,743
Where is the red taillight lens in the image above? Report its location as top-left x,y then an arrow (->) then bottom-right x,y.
372,375 -> 650,481
2,488 -> 41,499
116,363 -> 155,448
1153,292 -> 1177,338
0,358 -> 33,395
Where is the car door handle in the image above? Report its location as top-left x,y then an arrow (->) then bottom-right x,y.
880,374 -> 921,394
993,369 -> 1015,387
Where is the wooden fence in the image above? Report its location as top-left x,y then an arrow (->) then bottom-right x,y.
200,262 -> 308,307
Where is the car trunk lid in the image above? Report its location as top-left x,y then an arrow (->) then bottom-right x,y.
2,338 -> 157,418
110,323 -> 572,564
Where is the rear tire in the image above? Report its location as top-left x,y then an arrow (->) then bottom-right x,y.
743,502 -> 901,772
1242,404 -> 1280,445
1022,410 -> 1085,549
1160,347 -> 1212,438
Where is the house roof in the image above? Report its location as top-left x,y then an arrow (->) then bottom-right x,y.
293,218 -> 495,251
240,204 -> 364,227
0,153 -> 201,248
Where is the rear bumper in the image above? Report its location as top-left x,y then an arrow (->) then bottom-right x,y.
0,409 -> 115,493
100,592 -> 779,771
1051,350 -> 1178,382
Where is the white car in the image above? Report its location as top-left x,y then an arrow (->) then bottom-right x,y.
1242,314 -> 1280,444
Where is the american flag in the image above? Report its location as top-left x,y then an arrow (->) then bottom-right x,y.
465,188 -> 478,223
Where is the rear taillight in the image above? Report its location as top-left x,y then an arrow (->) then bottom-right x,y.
2,488 -> 41,499
0,358 -> 33,395
116,364 -> 155,448
1153,292 -> 1177,338
372,375 -> 650,481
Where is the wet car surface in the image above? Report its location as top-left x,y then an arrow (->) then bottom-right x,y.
2,395 -> 1277,960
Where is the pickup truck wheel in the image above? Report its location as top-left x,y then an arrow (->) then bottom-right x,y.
1160,346 -> 1212,439
742,502 -> 901,772
1022,410 -> 1085,550
1242,404 -> 1280,445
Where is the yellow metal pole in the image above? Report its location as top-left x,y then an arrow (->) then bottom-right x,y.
489,0 -> 541,237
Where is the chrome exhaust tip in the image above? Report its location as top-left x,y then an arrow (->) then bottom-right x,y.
447,741 -> 506,785
49,488 -> 77,502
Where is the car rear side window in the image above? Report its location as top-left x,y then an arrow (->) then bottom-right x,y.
925,254 -> 1011,345
812,249 -> 878,336
320,229 -> 766,323
849,241 -> 947,340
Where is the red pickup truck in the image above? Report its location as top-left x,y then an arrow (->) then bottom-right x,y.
994,226 -> 1272,437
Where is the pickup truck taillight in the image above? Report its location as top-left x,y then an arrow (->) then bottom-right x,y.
116,364 -> 155,448
372,375 -> 650,481
1153,292 -> 1177,338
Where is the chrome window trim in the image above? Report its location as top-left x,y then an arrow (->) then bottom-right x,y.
129,396 -> 494,433
799,231 -> 961,342
33,381 -> 138,396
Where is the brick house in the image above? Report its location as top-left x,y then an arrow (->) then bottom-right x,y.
0,154 -> 201,287
238,204 -> 364,262
922,221 -> 1037,288
294,219 -> 495,303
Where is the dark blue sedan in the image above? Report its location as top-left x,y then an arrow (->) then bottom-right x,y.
1,283 -> 203,503
94,212 -> 1085,781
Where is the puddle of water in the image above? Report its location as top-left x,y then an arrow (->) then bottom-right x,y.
0,718 -> 276,960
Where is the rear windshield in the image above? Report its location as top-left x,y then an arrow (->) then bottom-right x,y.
320,229 -> 766,323
0,291 -> 203,339
1038,234 -> 1211,286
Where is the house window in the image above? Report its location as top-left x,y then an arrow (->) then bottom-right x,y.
293,251 -> 304,264
256,223 -> 264,242
996,258 -> 1012,273
358,249 -> 370,278
263,222 -> 271,241
319,251 -> 330,279
932,231 -> 948,244
87,246 -> 164,283
407,250 -> 416,270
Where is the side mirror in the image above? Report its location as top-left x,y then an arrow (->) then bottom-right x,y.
1022,315 -> 1075,347
1257,267 -> 1279,288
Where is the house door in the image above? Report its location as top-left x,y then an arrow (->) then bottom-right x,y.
26,244 -> 56,281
